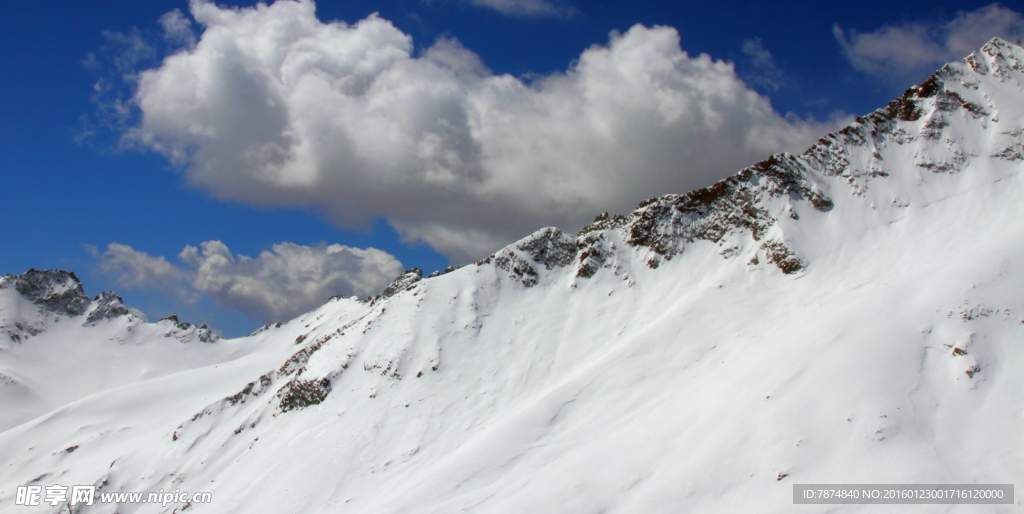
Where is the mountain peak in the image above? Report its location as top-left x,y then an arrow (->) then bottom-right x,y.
0,270 -> 221,345
980,37 -> 1024,69
157,314 -> 219,343
0,268 -> 90,317
84,291 -> 131,324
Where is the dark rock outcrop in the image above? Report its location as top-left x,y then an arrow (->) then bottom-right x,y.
0,269 -> 91,317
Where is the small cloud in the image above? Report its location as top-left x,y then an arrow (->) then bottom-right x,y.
741,37 -> 785,91
128,307 -> 149,322
79,28 -> 157,141
467,0 -> 577,18
834,3 -> 1024,82
81,52 -> 100,72
91,241 -> 404,323
82,244 -> 100,259
158,8 -> 197,49
99,28 -> 157,77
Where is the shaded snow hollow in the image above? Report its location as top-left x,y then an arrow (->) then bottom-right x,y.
3,38 -> 1024,513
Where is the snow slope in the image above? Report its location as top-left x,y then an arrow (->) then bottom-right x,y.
2,38 -> 1024,513
0,270 -> 291,431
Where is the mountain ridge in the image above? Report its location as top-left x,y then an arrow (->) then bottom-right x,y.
0,268 -> 217,345
462,38 -> 1022,287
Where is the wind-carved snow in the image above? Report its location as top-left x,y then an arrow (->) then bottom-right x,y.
2,38 -> 1024,513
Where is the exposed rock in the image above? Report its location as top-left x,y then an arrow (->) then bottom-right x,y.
226,373 -> 274,406
249,322 -> 283,337
158,314 -> 219,343
277,377 -> 332,412
482,228 -> 578,287
369,269 -> 423,305
85,292 -> 131,324
0,269 -> 90,317
564,39 -> 1017,280
517,228 -> 577,270
428,265 -> 464,279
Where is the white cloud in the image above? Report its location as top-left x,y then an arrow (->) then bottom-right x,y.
80,7 -> 197,143
95,240 -> 404,323
98,243 -> 196,302
741,38 -> 785,91
159,8 -> 197,49
82,29 -> 157,135
467,0 -> 576,18
124,0 -> 836,261
834,4 -> 1024,81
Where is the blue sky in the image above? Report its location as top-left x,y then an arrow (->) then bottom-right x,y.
2,0 -> 1021,336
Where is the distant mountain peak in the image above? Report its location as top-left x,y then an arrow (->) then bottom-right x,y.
0,268 -> 90,317
158,314 -> 219,343
0,269 -> 218,344
84,291 -> 131,324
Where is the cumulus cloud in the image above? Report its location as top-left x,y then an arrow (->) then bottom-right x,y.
467,0 -> 576,18
834,4 -> 1024,81
96,242 -> 197,302
94,240 -> 404,323
122,0 -> 835,261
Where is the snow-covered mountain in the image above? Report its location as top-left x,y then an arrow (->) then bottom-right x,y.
0,270 -> 285,432
3,38 -> 1024,513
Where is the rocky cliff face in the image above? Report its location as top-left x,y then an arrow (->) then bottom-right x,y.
85,291 -> 131,324
0,269 -> 91,317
